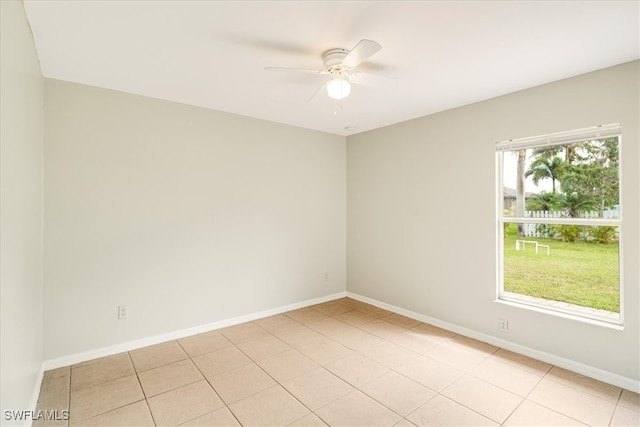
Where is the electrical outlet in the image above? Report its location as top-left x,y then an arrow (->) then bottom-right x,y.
324,273 -> 329,282
499,318 -> 508,332
118,305 -> 128,320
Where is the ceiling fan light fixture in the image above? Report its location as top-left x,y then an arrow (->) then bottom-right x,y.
327,78 -> 351,100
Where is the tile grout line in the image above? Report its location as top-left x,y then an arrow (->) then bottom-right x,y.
302,301 -> 400,425
128,350 -> 158,427
346,308 -> 624,426
490,356 -> 551,426
131,360 -> 203,417
292,302 -> 419,425
190,319 -> 337,425
226,319 -> 335,425
325,305 -> 497,424
251,302 -> 405,425
327,305 -> 556,426
173,338 -> 242,427
607,388 -> 624,427
434,374 -> 507,424
543,366 -> 623,403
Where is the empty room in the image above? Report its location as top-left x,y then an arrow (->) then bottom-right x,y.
1,1 -> 639,426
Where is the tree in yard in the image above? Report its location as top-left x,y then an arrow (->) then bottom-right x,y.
561,192 -> 597,218
527,191 -> 562,211
532,145 -> 563,159
555,192 -> 597,241
533,142 -> 585,164
525,156 -> 565,193
560,138 -> 619,217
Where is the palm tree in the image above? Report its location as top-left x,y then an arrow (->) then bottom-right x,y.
525,156 -> 565,193
527,192 -> 561,211
532,145 -> 563,159
532,142 -> 585,164
561,192 -> 597,218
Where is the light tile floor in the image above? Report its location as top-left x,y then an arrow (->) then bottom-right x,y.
34,298 -> 639,426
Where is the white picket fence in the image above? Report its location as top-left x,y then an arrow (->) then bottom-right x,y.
522,206 -> 619,238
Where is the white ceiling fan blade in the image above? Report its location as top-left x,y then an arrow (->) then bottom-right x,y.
350,71 -> 397,89
264,66 -> 327,75
307,81 -> 328,103
342,39 -> 382,68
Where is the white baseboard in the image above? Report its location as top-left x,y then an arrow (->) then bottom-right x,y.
347,291 -> 640,393
37,288 -> 637,402
41,291 -> 346,372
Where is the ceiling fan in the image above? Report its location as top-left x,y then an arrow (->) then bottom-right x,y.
264,39 -> 394,102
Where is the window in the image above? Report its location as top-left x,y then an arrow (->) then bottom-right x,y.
496,124 -> 622,325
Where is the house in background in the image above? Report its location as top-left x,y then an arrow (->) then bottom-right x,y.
503,187 -> 537,212
2,1 -> 638,422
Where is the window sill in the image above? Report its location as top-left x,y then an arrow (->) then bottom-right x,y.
496,293 -> 623,330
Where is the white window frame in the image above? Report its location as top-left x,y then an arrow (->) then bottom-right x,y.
495,124 -> 623,327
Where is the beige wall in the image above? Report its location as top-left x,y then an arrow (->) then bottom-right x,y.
0,1 -> 45,422
347,61 -> 639,382
43,80 -> 346,359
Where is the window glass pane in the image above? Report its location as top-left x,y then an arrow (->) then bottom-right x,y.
503,223 -> 620,314
502,138 -> 620,219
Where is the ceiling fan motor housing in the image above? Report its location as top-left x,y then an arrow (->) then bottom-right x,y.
323,48 -> 350,73
264,40 -> 385,102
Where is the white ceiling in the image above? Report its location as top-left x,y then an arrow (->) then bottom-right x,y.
23,1 -> 639,136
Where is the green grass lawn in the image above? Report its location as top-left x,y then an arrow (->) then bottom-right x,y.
503,227 -> 620,313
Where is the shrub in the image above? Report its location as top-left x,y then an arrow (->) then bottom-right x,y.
535,223 -> 554,238
589,226 -> 618,244
555,225 -> 582,242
